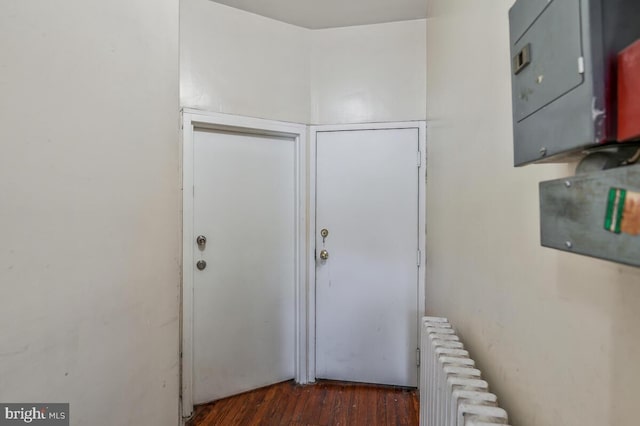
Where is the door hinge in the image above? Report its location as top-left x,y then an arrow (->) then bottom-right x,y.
416,348 -> 421,367
417,150 -> 422,167
417,249 -> 421,267
578,56 -> 585,74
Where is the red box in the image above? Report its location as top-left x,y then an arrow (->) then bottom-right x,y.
618,40 -> 640,142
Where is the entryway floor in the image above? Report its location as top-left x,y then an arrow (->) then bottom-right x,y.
186,379 -> 419,425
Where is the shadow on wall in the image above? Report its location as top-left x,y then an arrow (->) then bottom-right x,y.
556,250 -> 640,425
610,265 -> 640,425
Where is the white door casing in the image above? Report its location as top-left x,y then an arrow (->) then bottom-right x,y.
309,122 -> 426,387
181,110 -> 308,418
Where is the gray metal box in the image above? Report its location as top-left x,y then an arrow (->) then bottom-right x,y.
540,165 -> 640,267
509,0 -> 640,166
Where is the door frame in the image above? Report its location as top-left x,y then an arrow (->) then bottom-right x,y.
181,109 -> 308,419
308,121 -> 427,384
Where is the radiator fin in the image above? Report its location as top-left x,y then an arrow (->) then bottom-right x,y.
419,317 -> 511,426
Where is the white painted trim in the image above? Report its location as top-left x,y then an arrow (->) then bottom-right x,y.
307,126 -> 317,383
310,120 -> 425,132
180,110 -> 309,419
181,112 -> 195,419
417,121 -> 427,388
308,121 -> 427,384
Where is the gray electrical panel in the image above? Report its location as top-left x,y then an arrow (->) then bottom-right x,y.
509,0 -> 640,166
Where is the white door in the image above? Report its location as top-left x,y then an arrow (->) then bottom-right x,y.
315,128 -> 420,387
192,129 -> 296,404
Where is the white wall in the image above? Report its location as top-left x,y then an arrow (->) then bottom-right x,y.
310,20 -> 426,124
0,1 -> 181,425
426,1 -> 640,426
180,0 -> 310,123
180,0 -> 426,125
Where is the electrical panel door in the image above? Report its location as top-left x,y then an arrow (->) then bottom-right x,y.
511,0 -> 584,123
509,0 -> 640,166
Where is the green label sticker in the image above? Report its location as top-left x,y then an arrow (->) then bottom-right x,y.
605,187 -> 640,235
604,188 -> 626,234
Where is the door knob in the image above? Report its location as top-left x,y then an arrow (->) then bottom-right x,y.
319,249 -> 329,260
196,260 -> 207,270
196,235 -> 207,247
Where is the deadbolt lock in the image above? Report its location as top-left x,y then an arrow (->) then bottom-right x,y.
319,249 -> 329,260
196,235 -> 207,247
196,260 -> 207,271
320,229 -> 329,238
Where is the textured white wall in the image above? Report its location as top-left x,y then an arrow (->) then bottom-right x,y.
0,1 -> 181,425
180,0 -> 310,123
180,0 -> 426,125
425,1 -> 640,425
310,20 -> 426,125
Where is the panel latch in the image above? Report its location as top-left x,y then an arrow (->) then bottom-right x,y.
513,44 -> 531,75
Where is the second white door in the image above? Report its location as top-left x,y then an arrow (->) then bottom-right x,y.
315,128 -> 421,387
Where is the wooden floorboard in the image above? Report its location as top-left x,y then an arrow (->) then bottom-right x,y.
186,380 -> 419,426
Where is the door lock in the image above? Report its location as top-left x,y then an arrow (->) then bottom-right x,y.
196,260 -> 207,271
319,249 -> 329,260
196,235 -> 207,248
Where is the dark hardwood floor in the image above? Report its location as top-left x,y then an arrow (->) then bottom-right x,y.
186,380 -> 419,426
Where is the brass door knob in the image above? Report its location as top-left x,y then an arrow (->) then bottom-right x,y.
319,249 -> 329,260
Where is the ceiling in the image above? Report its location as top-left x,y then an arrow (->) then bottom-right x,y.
209,0 -> 428,29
